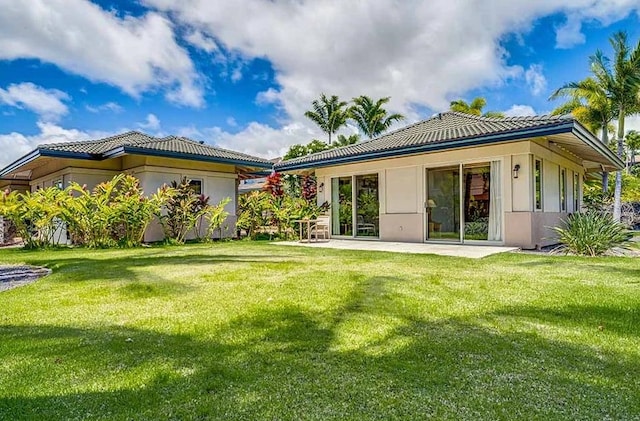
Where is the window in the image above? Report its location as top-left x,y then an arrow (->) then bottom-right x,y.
559,168 -> 566,212
534,158 -> 543,211
54,179 -> 63,189
188,179 -> 203,195
574,173 -> 580,211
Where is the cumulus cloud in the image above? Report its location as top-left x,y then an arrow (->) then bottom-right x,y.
0,0 -> 203,107
555,1 -> 638,48
504,104 -> 537,117
0,82 -> 70,121
138,113 -> 161,131
525,64 -> 547,96
0,122 -> 115,167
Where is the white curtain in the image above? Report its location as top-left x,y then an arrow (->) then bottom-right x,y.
331,178 -> 340,236
488,160 -> 502,241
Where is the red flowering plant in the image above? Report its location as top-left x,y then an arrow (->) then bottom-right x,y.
301,175 -> 317,203
263,172 -> 284,199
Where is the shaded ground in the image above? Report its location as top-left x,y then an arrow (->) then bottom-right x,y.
0,265 -> 51,292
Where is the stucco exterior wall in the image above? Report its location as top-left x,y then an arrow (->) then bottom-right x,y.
315,139 -> 585,248
132,166 -> 237,242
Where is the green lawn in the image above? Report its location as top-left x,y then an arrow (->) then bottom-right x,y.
0,242 -> 639,420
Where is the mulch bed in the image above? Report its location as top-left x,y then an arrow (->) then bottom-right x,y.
0,265 -> 51,292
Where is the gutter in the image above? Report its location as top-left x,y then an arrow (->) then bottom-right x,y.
276,122 -> 575,172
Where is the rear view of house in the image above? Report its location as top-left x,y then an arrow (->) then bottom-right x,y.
275,112 -> 623,249
0,131 -> 272,242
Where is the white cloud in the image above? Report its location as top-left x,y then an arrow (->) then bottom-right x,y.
138,113 -> 161,131
0,82 -> 70,121
504,104 -> 537,117
185,29 -> 219,53
524,64 -> 547,96
85,101 -> 123,114
226,117 -> 238,127
0,122 -> 115,167
140,0 -> 639,156
0,0 -> 203,107
555,1 -> 638,48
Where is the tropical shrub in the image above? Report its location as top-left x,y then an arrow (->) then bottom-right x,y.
237,191 -> 269,239
236,188 -> 329,240
64,174 -> 170,248
552,211 -> 632,256
203,198 -> 231,240
0,187 -> 70,249
159,177 -> 207,244
263,172 -> 284,198
108,175 -> 169,247
159,177 -> 231,243
301,175 -> 317,202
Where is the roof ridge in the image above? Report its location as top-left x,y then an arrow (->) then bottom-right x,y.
175,136 -> 268,159
38,130 -> 151,149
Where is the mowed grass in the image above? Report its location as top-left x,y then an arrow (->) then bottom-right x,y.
0,242 -> 639,420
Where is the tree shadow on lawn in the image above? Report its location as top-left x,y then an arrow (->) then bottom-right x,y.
1,278 -> 639,420
492,303 -> 640,338
32,252 -> 298,283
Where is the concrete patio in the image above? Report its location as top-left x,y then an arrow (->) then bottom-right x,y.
274,239 -> 519,259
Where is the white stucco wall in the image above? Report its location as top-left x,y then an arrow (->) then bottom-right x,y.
135,167 -> 237,242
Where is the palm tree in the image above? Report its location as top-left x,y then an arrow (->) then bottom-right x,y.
349,96 -> 405,139
449,97 -> 505,118
304,94 -> 349,144
333,133 -> 360,147
625,130 -> 640,167
550,77 -> 616,191
588,31 -> 640,221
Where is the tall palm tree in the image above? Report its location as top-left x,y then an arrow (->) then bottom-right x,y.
349,96 -> 405,139
304,94 -> 349,144
449,97 -> 505,118
625,130 -> 640,167
550,77 -> 616,191
589,31 -> 640,221
333,133 -> 360,147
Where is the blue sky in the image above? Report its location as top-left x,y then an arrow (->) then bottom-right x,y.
1,1 -> 640,166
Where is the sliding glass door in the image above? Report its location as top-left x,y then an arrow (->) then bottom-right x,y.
426,161 -> 501,243
426,167 -> 461,241
331,176 -> 353,236
463,165 -> 490,241
331,174 -> 379,238
355,174 -> 379,237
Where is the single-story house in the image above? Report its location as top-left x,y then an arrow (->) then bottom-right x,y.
0,131 -> 272,242
274,112 -> 624,249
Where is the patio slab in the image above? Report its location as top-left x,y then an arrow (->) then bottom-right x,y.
274,239 -> 518,259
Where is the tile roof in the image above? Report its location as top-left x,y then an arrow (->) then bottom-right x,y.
275,112 -> 575,170
36,131 -> 271,167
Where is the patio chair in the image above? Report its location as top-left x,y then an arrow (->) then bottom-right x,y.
357,215 -> 377,236
310,215 -> 331,241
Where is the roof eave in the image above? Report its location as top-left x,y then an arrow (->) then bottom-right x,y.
0,148 -> 98,177
570,122 -> 624,170
107,146 -> 273,170
275,123 -> 576,172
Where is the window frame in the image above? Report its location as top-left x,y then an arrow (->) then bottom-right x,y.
573,172 -> 580,212
534,158 -> 543,211
187,178 -> 203,195
559,168 -> 567,212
